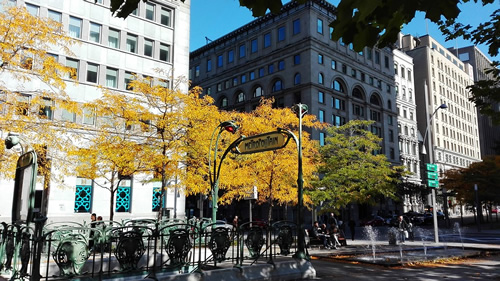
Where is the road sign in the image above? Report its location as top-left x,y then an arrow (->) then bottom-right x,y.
426,163 -> 439,188
426,163 -> 437,172
428,180 -> 439,188
235,131 -> 289,154
427,171 -> 438,180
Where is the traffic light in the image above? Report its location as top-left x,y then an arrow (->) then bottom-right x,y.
426,163 -> 439,188
220,121 -> 239,134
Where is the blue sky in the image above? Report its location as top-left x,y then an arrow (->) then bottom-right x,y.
190,0 -> 499,62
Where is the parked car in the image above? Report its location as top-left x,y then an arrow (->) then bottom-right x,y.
492,208 -> 498,214
360,216 -> 385,227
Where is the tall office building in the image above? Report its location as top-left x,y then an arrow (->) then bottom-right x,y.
0,0 -> 191,221
400,35 -> 481,177
190,0 -> 400,219
449,46 -> 500,157
393,49 -> 422,212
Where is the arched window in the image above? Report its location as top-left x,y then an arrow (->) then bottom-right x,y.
294,73 -> 301,85
221,97 -> 228,107
332,79 -> 344,93
369,93 -> 381,106
272,79 -> 283,92
253,86 -> 263,98
318,73 -> 324,84
236,91 -> 245,103
352,87 -> 364,100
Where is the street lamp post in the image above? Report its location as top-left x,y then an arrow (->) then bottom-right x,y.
292,103 -> 308,260
208,121 -> 239,223
422,103 -> 447,243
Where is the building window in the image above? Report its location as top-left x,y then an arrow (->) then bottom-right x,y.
317,18 -> 323,34
126,34 -> 138,53
251,39 -> 258,53
264,33 -> 271,48
69,16 -> 82,38
194,65 -> 200,77
48,10 -> 62,22
272,79 -> 283,92
74,178 -> 93,213
106,68 -> 118,88
370,109 -> 381,121
331,60 -> 336,70
108,29 -> 120,49
237,92 -> 245,103
318,91 -> 324,103
353,104 -> 364,117
160,8 -> 171,26
250,71 -> 255,80
318,73 -> 324,84
86,63 -> 98,83
278,26 -> 285,41
152,184 -> 162,212
384,56 -> 389,68
319,110 -> 325,122
259,67 -> 265,77
318,54 -> 323,64
408,70 -> 412,81
394,63 -> 398,75
82,107 -> 95,125
116,180 -> 132,212
293,18 -> 301,35
26,3 -> 39,15
342,64 -> 347,74
278,60 -> 285,70
159,43 -> 170,62
374,50 -> 380,64
137,39 -> 150,57
294,73 -> 301,85
390,148 -> 395,159
124,71 -> 135,90
332,97 -> 345,110
221,97 -> 228,107
239,44 -> 246,58
389,130 -> 394,142
351,68 -> 356,78
320,132 -> 325,146
217,55 -> 223,67
294,54 -> 301,65
145,2 -> 155,20
241,74 -> 246,83
66,58 -> 79,79
254,86 -> 263,98
38,98 -> 53,119
332,79 -> 344,93
206,59 -> 212,72
228,50 -> 234,63
268,64 -> 274,74
89,22 -> 101,43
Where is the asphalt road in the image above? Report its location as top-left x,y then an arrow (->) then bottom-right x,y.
309,254 -> 500,281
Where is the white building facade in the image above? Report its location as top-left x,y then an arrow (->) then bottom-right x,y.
401,35 -> 481,184
0,0 -> 191,223
393,49 -> 423,212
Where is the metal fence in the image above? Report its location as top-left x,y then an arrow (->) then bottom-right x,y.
0,219 -> 299,280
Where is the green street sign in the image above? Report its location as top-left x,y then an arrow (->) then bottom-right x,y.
428,180 -> 439,188
426,163 -> 438,172
427,171 -> 438,180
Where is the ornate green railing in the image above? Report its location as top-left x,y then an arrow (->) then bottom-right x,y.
0,219 -> 299,280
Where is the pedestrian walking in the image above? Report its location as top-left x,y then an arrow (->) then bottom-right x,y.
348,219 -> 356,241
397,216 -> 409,243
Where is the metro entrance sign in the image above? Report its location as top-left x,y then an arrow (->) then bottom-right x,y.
234,131 -> 291,154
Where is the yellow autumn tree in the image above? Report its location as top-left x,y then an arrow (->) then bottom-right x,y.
217,98 -> 326,223
0,3 -> 76,179
68,75 -> 224,219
